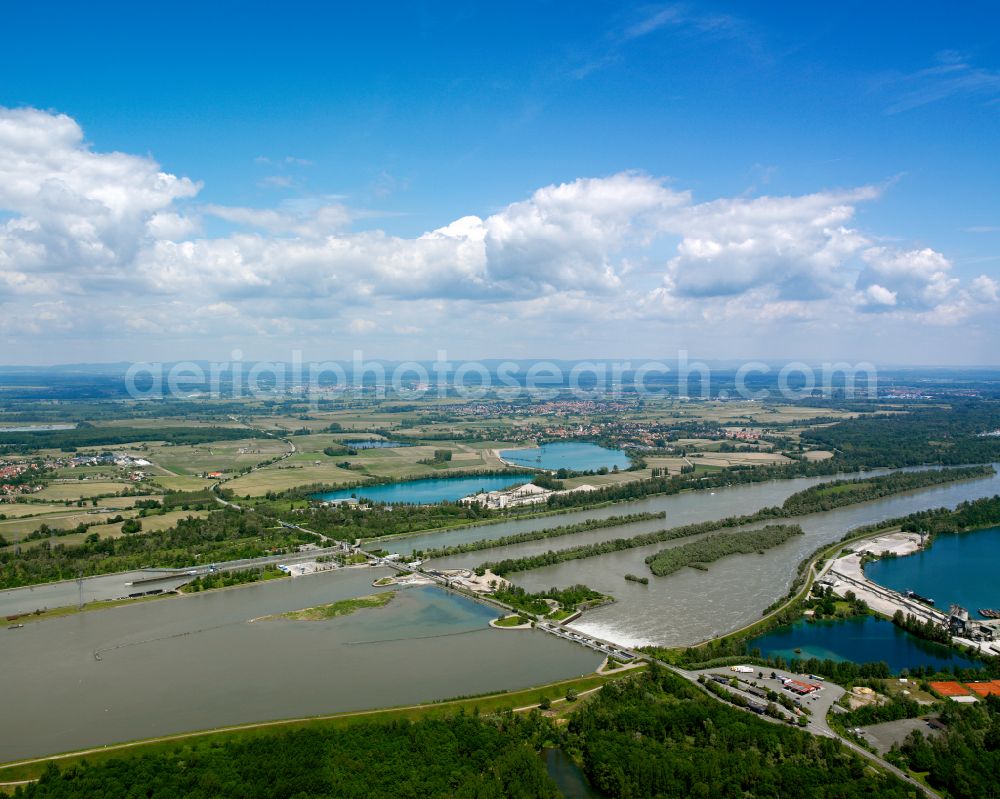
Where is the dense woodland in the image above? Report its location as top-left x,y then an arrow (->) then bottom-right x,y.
16,714 -> 559,799
801,402 -> 1000,468
899,494 -> 1000,535
17,668 -> 924,799
289,501 -> 492,540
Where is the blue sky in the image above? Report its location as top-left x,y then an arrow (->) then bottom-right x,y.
0,1 -> 998,364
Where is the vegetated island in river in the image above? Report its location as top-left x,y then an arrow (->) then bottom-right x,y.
644,524 -> 803,576
255,591 -> 396,622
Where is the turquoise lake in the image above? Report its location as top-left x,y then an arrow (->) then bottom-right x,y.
500,442 -> 631,472
748,615 -> 978,673
866,526 -> 1000,617
315,474 -> 529,504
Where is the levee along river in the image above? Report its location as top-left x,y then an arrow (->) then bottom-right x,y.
0,568 -> 599,763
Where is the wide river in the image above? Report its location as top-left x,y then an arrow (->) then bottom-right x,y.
0,569 -> 599,762
428,466 -> 1000,648
5,466 -> 999,762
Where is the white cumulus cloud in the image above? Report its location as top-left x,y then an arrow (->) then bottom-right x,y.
0,105 -> 996,359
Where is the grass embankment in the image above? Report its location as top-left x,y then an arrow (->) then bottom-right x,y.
0,668 -> 645,785
356,500 -> 640,545
3,593 -> 172,625
493,614 -> 529,627
414,511 -> 665,559
260,591 -> 396,622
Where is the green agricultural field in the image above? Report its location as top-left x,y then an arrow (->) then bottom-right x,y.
150,474 -> 216,491
0,502 -> 69,518
224,436 -> 515,496
643,456 -> 688,475
147,437 -> 291,476
0,507 -> 201,545
50,465 -> 119,479
694,451 -> 792,468
0,509 -> 119,541
224,459 -> 363,495
92,495 -> 161,509
33,480 -> 139,502
96,417 -> 248,430
560,469 -> 653,489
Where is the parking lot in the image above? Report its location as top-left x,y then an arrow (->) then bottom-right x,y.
857,716 -> 944,756
697,665 -> 846,733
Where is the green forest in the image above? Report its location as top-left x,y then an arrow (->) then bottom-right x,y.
278,500 -> 494,540
15,714 -> 559,799
567,668 -> 915,798
801,402 -> 1000,468
16,668 -> 924,799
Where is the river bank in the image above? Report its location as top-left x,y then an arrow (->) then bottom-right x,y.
0,573 -> 602,763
